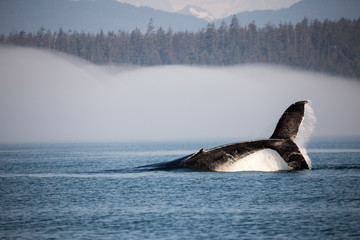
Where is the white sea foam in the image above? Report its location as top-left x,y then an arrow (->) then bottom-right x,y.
0,173 -> 144,178
216,149 -> 291,172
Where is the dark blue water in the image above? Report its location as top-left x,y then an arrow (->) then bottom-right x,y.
1,137 -> 360,239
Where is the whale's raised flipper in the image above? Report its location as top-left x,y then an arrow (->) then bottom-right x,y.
270,100 -> 308,141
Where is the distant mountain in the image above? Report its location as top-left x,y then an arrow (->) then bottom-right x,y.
1,0 -> 359,35
0,0 -> 207,34
218,0 -> 360,27
177,5 -> 215,22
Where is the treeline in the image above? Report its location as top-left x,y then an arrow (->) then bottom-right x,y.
1,17 -> 360,79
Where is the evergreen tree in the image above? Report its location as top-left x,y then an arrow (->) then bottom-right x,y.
2,17 -> 359,79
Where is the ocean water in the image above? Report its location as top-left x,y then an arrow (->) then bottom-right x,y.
1,137 -> 360,239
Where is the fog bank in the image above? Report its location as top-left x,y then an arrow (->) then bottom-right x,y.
1,47 -> 359,143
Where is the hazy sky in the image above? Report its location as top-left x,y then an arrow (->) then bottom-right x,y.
1,47 -> 360,143
115,0 -> 301,18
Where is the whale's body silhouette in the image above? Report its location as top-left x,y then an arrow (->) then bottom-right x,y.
137,100 -> 313,172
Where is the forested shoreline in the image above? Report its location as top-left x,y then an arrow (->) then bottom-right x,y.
1,16 -> 360,79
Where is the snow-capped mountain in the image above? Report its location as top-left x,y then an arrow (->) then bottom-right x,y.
177,5 -> 215,22
0,0 -> 207,34
1,0 -> 359,34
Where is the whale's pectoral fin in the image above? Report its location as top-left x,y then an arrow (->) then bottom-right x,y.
270,100 -> 308,141
286,151 -> 309,170
272,139 -> 309,170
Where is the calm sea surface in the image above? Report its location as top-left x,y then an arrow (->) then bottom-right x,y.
1,137 -> 360,239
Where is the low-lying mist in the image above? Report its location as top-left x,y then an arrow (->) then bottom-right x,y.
1,47 -> 359,143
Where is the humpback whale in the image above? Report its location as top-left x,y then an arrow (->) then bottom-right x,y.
138,100 -> 314,172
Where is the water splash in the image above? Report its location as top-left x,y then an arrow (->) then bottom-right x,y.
216,149 -> 291,172
295,101 -> 316,148
294,102 -> 316,169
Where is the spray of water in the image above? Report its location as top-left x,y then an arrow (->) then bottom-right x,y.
216,149 -> 291,172
294,102 -> 316,169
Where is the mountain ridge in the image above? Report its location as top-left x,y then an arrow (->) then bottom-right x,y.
0,0 -> 359,34
0,0 -> 207,34
219,0 -> 360,27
